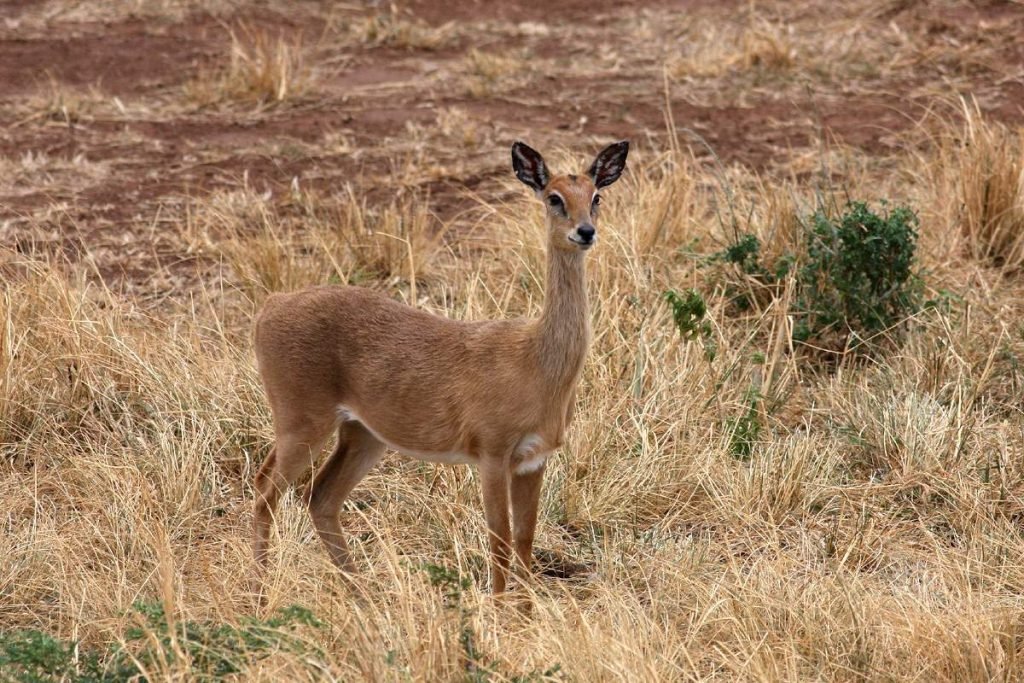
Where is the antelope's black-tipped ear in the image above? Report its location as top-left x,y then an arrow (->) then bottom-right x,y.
587,140 -> 629,189
511,141 -> 550,193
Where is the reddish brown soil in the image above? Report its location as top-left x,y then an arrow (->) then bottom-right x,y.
1,0 -> 1022,295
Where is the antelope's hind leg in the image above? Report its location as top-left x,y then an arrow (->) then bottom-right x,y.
253,420 -> 333,576
308,421 -> 385,572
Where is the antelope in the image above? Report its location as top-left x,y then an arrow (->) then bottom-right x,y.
252,140 -> 629,593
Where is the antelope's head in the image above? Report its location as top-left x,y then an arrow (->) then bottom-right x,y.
511,140 -> 629,253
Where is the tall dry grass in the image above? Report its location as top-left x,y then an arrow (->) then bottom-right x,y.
942,100 -> 1024,271
185,25 -> 312,108
4,114 -> 1024,681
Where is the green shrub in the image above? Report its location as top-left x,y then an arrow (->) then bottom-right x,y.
713,200 -> 923,353
795,201 -> 922,348
663,288 -> 716,360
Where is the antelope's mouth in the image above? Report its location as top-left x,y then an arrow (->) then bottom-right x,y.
567,235 -> 595,249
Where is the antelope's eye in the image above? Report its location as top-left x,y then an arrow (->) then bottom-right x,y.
547,194 -> 565,213
591,195 -> 601,213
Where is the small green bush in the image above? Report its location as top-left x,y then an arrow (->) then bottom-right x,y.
714,200 -> 923,353
795,201 -> 922,348
663,288 -> 716,360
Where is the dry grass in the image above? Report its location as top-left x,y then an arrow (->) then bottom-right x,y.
2,74 -> 125,130
21,0 -> 239,25
434,107 -> 490,150
461,49 -> 532,98
668,18 -> 799,80
0,151 -> 108,198
191,185 -> 448,303
349,5 -> 457,51
946,100 -> 1024,271
30,73 -> 90,125
658,1 -> 1002,95
907,98 -> 1024,273
185,25 -> 312,108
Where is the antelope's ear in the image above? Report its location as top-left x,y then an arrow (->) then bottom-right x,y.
587,140 -> 629,189
511,141 -> 550,193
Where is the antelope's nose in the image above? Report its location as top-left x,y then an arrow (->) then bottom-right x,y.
576,225 -> 596,243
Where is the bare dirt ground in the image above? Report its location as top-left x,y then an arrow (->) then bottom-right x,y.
2,0 -> 1021,297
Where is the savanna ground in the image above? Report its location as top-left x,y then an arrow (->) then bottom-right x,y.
2,0 -> 1024,680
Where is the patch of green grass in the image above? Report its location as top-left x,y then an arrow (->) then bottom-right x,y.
727,387 -> 762,461
0,602 -> 324,682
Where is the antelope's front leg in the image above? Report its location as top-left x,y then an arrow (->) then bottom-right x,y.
511,465 -> 544,575
478,457 -> 512,593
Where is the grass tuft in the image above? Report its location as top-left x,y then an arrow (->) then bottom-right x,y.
950,100 -> 1024,271
185,25 -> 311,107
351,6 -> 456,51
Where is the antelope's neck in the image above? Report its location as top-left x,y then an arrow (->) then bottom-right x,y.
536,247 -> 590,383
